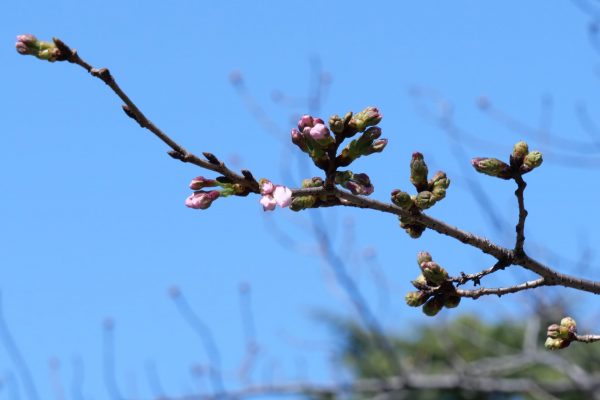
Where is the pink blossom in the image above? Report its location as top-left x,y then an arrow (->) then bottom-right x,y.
260,179 -> 275,195
185,190 -> 220,210
260,195 -> 277,211
273,185 -> 292,207
309,123 -> 330,140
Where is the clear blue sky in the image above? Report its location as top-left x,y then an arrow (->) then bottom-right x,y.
2,1 -> 600,398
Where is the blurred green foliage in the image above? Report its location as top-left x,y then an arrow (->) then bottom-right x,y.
315,311 -> 600,400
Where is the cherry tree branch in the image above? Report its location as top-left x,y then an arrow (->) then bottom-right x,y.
52,39 -> 260,194
455,278 -> 548,299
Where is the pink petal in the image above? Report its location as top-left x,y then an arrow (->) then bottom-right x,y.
273,186 -> 292,208
260,195 -> 277,211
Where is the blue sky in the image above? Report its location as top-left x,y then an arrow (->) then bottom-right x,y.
2,1 -> 600,398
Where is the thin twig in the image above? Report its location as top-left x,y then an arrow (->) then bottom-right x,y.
456,278 -> 548,299
54,39 -> 259,193
514,174 -> 528,255
575,334 -> 600,343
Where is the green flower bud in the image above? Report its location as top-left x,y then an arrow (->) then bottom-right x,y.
429,171 -> 450,190
410,152 -> 429,191
560,317 -> 577,332
545,337 -> 570,350
391,190 -> 413,209
290,195 -> 317,211
422,296 -> 444,317
416,251 -> 433,266
443,294 -> 461,309
431,186 -> 447,202
405,224 -> 425,238
471,157 -> 512,180
521,151 -> 543,173
328,114 -> 345,134
415,191 -> 437,210
302,177 -> 324,188
411,274 -> 429,290
348,106 -> 382,132
512,141 -> 529,163
420,261 -> 448,286
405,291 -> 429,307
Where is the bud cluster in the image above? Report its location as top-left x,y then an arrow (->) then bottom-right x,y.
184,175 -> 257,210
471,140 -> 543,179
405,251 -> 461,316
290,107 -> 387,198
390,153 -> 450,238
15,34 -> 62,62
545,317 -> 577,350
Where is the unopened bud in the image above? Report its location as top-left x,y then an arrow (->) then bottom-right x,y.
15,34 -> 61,62
545,337 -> 570,350
560,317 -> 577,332
298,115 -> 314,131
328,114 -> 345,134
302,177 -> 324,188
410,152 -> 429,191
405,291 -> 429,307
363,138 -> 388,155
420,261 -> 448,286
443,294 -> 461,309
417,251 -> 433,266
422,296 -> 444,317
512,141 -> 529,163
291,128 -> 308,153
521,151 -> 543,173
471,157 -> 512,179
547,324 -> 561,339
348,106 -> 382,132
411,274 -> 429,290
415,191 -> 436,210
290,195 -> 317,211
189,176 -> 218,190
309,123 -> 331,141
429,171 -> 450,190
391,190 -> 413,209
185,190 -> 220,210
405,224 -> 425,238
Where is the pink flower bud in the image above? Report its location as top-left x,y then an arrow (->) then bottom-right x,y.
15,34 -> 38,55
309,123 -> 330,140
185,190 -> 220,210
189,176 -> 218,190
273,185 -> 292,207
259,179 -> 275,195
298,115 -> 314,131
260,194 -> 277,211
